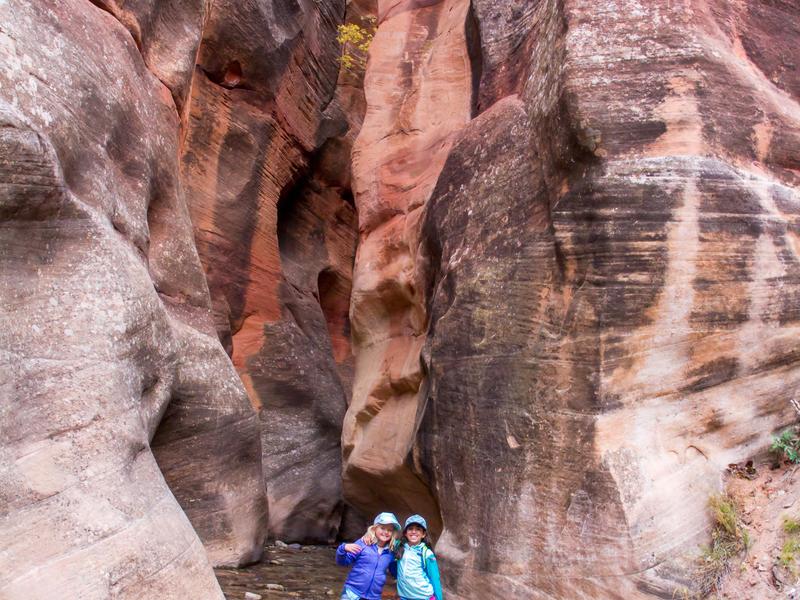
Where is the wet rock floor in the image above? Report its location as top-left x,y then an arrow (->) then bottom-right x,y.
215,544 -> 398,600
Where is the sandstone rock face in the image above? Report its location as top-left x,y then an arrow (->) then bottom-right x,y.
179,0 -> 367,542
342,0 -> 474,532
3,7 -> 366,590
0,1 -> 267,597
4,0 -> 799,597
85,0 -> 209,115
346,0 -> 800,598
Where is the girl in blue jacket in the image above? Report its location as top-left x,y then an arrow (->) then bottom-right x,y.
393,515 -> 444,600
335,512 -> 400,600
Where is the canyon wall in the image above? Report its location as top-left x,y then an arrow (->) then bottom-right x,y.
178,0 -> 361,544
0,0 -> 363,597
342,0 -> 475,531
344,0 -> 800,598
0,1 -> 267,597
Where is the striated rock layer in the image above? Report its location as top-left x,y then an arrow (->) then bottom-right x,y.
345,0 -> 800,598
3,0 -> 799,597
179,0 -> 367,542
0,1 -> 267,598
343,0 -> 474,533
2,11 -> 367,599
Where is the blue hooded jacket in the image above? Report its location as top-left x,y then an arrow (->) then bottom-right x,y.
393,542 -> 444,600
336,539 -> 396,600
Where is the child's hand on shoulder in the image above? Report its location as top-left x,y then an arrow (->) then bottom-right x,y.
344,543 -> 363,554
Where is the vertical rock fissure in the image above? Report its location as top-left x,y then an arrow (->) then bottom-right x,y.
465,0 -> 483,118
259,151 -> 358,542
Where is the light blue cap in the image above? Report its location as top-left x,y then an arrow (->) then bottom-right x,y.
404,514 -> 428,531
373,512 -> 401,530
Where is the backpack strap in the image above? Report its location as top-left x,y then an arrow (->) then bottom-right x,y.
421,544 -> 432,572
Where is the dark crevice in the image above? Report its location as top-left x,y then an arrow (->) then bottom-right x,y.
145,162 -> 169,284
222,60 -> 243,87
276,165 -> 314,267
318,268 -> 352,344
465,0 -> 484,118
340,187 -> 355,207
198,64 -> 258,92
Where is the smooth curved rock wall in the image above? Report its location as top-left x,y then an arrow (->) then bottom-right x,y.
342,0 -> 474,533
2,4 -> 367,583
0,1 -> 267,597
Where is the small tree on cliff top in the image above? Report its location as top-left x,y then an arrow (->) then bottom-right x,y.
337,16 -> 376,72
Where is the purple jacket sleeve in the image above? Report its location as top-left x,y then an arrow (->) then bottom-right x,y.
336,540 -> 363,566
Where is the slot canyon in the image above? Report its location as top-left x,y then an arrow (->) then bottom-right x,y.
1,0 -> 799,598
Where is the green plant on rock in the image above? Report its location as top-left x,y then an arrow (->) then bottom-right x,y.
337,16 -> 377,72
697,494 -> 751,595
772,427 -> 800,464
785,517 -> 800,535
780,539 -> 800,569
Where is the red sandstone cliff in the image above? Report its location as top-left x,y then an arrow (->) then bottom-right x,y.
179,0 -> 361,544
0,0 -> 360,596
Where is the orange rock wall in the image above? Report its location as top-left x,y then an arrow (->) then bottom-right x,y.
179,0 -> 369,542
343,0 -> 474,531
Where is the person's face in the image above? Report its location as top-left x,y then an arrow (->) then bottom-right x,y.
375,523 -> 394,545
405,524 -> 425,545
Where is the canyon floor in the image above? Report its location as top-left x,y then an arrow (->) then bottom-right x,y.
215,545 -> 398,600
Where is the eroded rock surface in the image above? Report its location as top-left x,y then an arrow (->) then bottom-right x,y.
342,0 -> 474,532
179,0 -> 367,542
85,0 -> 209,115
3,0 -> 800,597
3,8 -> 368,598
345,0 -> 800,598
0,1 -> 267,597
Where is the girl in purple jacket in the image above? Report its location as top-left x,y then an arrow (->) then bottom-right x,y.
335,512 -> 401,600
